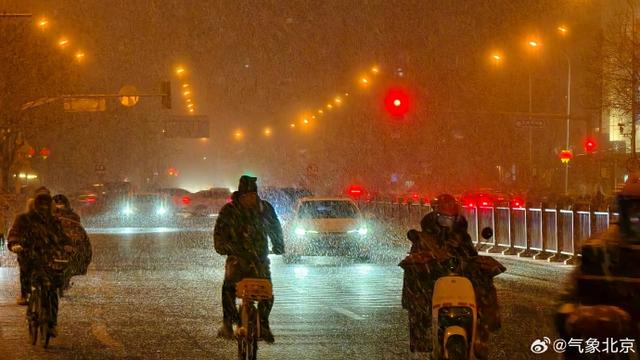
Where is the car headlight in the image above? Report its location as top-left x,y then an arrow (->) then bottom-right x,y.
156,206 -> 167,215
295,227 -> 306,236
122,205 -> 133,215
348,227 -> 368,236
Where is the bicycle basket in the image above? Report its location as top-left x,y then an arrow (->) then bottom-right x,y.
236,278 -> 273,301
48,258 -> 70,272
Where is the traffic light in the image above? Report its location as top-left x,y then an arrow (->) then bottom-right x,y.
584,137 -> 597,153
383,88 -> 410,117
161,81 -> 172,109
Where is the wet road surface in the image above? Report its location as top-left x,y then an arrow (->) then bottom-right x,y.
0,225 -> 570,359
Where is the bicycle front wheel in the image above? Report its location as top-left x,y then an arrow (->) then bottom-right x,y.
28,289 -> 40,345
237,307 -> 258,360
40,288 -> 52,348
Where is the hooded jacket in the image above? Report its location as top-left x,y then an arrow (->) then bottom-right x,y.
214,191 -> 284,262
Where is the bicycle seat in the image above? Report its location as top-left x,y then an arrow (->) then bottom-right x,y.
236,278 -> 273,301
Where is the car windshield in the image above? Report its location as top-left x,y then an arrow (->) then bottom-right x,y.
298,200 -> 359,219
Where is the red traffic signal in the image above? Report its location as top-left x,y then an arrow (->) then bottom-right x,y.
39,147 -> 50,159
584,138 -> 597,153
383,88 -> 410,117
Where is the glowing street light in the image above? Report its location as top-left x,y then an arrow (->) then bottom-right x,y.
558,25 -> 568,35
37,17 -> 48,30
317,109 -> 324,115
182,83 -> 190,88
334,96 -> 343,105
326,103 -> 333,110
183,90 -> 191,97
187,103 -> 194,108
528,40 -> 540,48
344,92 -> 350,97
264,127 -> 272,137
75,51 -> 85,62
234,129 -> 244,140
359,76 -> 370,86
186,98 -> 192,103
303,118 -> 309,124
175,66 -> 186,76
371,65 -> 380,74
189,108 -> 195,113
290,123 -> 296,128
57,37 -> 69,49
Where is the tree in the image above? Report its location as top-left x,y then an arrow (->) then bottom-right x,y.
601,0 -> 640,159
0,19 -> 72,192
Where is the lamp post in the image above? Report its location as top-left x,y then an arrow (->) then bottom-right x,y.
527,40 -> 540,184
563,52 -> 571,195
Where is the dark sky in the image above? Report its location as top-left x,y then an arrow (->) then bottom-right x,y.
2,0 -> 603,193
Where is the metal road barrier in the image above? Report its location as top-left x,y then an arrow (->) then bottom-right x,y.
363,201 -> 619,265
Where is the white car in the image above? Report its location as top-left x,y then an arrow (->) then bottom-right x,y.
285,197 -> 371,261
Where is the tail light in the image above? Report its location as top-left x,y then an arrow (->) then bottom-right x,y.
86,196 -> 97,204
182,196 -> 191,205
226,197 -> 232,203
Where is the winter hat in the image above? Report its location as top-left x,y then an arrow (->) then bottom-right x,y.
33,186 -> 51,199
237,175 -> 258,195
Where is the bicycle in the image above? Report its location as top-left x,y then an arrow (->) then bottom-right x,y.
27,258 -> 69,348
235,277 -> 273,360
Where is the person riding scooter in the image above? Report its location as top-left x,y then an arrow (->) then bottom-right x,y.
400,194 -> 504,359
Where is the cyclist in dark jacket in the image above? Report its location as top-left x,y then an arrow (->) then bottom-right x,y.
214,175 -> 284,343
7,187 -> 73,337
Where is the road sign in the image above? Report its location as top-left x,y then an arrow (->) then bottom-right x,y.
515,118 -> 544,128
119,85 -> 139,107
163,116 -> 209,138
63,97 -> 106,112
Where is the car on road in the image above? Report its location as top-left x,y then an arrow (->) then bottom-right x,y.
284,197 -> 371,262
117,193 -> 174,226
259,187 -> 313,224
174,187 -> 230,219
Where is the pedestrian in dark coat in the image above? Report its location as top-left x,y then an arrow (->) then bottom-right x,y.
53,194 -> 92,286
214,175 -> 284,343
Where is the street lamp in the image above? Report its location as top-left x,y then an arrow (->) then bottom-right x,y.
75,50 -> 85,62
234,130 -> 244,140
57,37 -> 69,49
525,38 -> 541,184
558,25 -> 572,195
334,96 -> 343,105
175,66 -> 186,77
37,17 -> 48,30
264,127 -> 272,137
